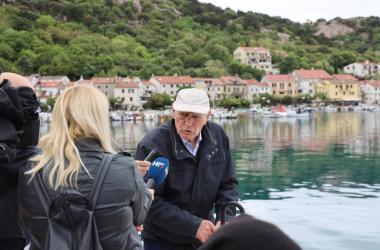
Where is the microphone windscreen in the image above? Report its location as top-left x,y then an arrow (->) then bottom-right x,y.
147,157 -> 170,186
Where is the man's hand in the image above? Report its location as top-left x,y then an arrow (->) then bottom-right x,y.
135,160 -> 150,176
135,224 -> 144,232
195,220 -> 216,243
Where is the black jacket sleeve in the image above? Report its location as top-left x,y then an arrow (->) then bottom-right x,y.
214,134 -> 239,221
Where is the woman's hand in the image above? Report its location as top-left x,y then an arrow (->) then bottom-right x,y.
135,160 -> 150,176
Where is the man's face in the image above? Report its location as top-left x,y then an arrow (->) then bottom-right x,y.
172,110 -> 209,144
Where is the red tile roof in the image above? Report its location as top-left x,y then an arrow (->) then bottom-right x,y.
153,76 -> 193,85
294,69 -> 333,80
237,47 -> 270,53
333,74 -> 358,81
92,77 -> 116,84
40,82 -> 63,88
243,79 -> 258,85
142,80 -> 153,86
115,79 -> 139,88
76,79 -> 93,85
364,80 -> 380,87
246,81 -> 270,87
219,76 -> 244,85
262,74 -> 293,82
193,78 -> 224,86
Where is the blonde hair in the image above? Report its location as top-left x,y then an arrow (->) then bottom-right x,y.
28,85 -> 115,189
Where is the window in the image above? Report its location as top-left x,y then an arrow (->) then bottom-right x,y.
122,89 -> 125,93
130,97 -> 133,102
105,85 -> 108,88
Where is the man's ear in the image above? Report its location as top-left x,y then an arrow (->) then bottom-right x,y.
207,110 -> 211,119
171,107 -> 176,118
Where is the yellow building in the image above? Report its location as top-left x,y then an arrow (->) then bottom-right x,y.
315,74 -> 361,103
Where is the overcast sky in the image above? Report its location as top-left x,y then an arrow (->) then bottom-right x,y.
198,0 -> 380,23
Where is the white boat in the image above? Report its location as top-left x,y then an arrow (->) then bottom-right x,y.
110,111 -> 133,121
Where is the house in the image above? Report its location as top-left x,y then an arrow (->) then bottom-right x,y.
244,79 -> 271,101
219,76 -> 246,99
92,77 -> 117,98
315,74 -> 361,104
360,80 -> 380,104
233,47 -> 273,73
38,81 -> 65,97
261,74 -> 296,96
292,69 -> 333,96
140,80 -> 158,104
114,78 -> 141,110
193,78 -> 224,105
40,75 -> 70,86
344,61 -> 380,79
149,76 -> 194,97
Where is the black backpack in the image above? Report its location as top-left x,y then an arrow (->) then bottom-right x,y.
0,78 -> 39,163
32,154 -> 113,250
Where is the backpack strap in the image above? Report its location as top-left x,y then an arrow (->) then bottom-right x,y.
88,154 -> 113,210
33,170 -> 52,216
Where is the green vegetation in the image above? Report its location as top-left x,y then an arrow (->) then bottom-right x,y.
143,93 -> 172,109
0,0 -> 379,80
252,93 -> 322,106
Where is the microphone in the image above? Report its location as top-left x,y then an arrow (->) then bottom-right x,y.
146,157 -> 170,188
144,148 -> 161,162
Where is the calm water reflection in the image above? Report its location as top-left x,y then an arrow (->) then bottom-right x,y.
40,112 -> 380,250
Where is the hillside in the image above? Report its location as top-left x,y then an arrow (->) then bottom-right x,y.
0,0 -> 379,80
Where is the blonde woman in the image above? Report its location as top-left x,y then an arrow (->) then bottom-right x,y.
18,85 -> 153,250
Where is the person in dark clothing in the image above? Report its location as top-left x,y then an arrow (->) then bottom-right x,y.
135,88 -> 240,250
18,85 -> 153,249
0,72 -> 39,250
198,214 -> 302,250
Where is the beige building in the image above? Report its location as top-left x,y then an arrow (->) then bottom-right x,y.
92,77 -> 117,98
149,76 -> 194,97
292,69 -> 333,96
244,79 -> 271,100
315,74 -> 361,103
220,76 -> 246,99
114,78 -> 141,110
193,78 -> 224,105
233,47 -> 273,73
261,74 -> 296,96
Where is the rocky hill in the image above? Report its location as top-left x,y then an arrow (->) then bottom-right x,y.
0,0 -> 379,79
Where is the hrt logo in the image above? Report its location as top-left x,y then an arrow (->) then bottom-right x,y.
152,161 -> 165,168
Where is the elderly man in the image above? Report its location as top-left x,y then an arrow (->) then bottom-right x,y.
135,88 -> 239,250
0,72 -> 39,250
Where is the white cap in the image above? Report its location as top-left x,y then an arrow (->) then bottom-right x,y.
172,88 -> 210,114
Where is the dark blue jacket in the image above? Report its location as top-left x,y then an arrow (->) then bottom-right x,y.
135,120 -> 239,249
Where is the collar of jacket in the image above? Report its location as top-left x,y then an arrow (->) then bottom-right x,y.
169,119 -> 217,160
75,138 -> 105,153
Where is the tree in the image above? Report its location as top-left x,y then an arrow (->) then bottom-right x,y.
46,96 -> 57,111
328,51 -> 356,73
108,97 -> 123,110
143,93 -> 172,110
